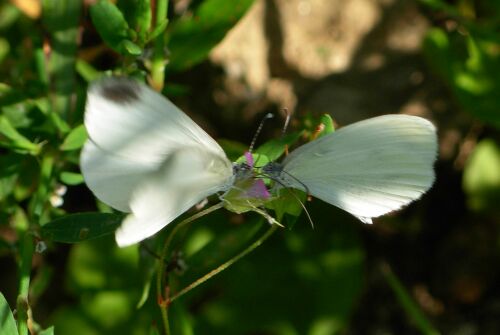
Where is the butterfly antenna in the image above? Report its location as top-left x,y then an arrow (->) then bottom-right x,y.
249,113 -> 274,153
255,173 -> 315,229
281,108 -> 291,139
279,169 -> 311,196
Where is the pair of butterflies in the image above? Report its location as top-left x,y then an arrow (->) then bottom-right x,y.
80,77 -> 437,247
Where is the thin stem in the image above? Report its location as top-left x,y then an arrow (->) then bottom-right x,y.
169,224 -> 278,303
157,203 -> 223,335
380,262 -> 441,335
16,154 -> 53,335
151,0 -> 169,90
16,233 -> 34,335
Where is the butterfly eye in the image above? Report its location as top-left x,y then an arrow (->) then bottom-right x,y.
233,162 -> 252,179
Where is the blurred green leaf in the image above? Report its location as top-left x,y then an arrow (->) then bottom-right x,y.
67,236 -> 140,291
0,3 -> 20,30
90,1 -> 134,55
317,113 -> 335,137
0,154 -> 20,201
265,188 -> 307,226
180,206 -> 364,334
0,292 -> 17,335
76,60 -> 102,83
118,0 -> 152,43
424,27 -> 500,128
219,139 -> 248,161
122,39 -> 143,55
0,38 -> 9,65
41,213 -> 125,243
255,131 -> 302,162
0,115 -> 40,154
148,19 -> 169,42
60,171 -> 84,186
463,139 -> 500,212
180,214 -> 264,278
60,124 -> 87,151
53,236 -> 153,334
42,0 -> 81,120
39,326 -> 54,335
167,0 -> 255,71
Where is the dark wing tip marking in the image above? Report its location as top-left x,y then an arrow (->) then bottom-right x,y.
94,77 -> 141,104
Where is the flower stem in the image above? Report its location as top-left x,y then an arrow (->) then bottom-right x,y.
16,233 -> 34,335
169,224 -> 277,304
150,0 -> 169,90
157,203 -> 224,335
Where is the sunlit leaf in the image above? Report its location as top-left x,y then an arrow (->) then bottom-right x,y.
90,1 -> 132,55
60,124 -> 87,151
255,131 -> 302,162
0,292 -> 17,335
0,115 -> 40,154
463,139 -> 500,211
39,326 -> 54,335
60,171 -> 84,186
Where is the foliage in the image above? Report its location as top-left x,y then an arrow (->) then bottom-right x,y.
1,0 -> 499,334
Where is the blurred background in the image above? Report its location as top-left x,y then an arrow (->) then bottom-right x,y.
1,0 -> 500,334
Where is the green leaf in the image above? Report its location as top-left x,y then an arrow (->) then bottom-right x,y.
148,19 -> 168,42
39,326 -> 55,335
41,213 -> 125,243
424,28 -> 500,128
0,115 -> 40,154
60,124 -> 87,151
0,153 -> 20,200
463,139 -> 500,212
118,0 -> 152,43
180,215 -> 266,282
76,60 -> 102,82
318,113 -> 335,137
121,39 -> 142,56
182,207 -> 365,334
255,131 -> 302,162
41,0 -> 81,120
90,1 -> 132,55
0,38 -> 10,65
60,171 -> 84,186
223,178 -> 271,214
265,188 -> 307,225
0,292 -> 17,335
218,139 -> 248,161
167,0 -> 255,71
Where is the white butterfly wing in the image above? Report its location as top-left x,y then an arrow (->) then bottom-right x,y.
80,77 -> 233,246
281,115 -> 437,223
84,77 -> 226,166
80,141 -> 154,212
116,147 -> 233,247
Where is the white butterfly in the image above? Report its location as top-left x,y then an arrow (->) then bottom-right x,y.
80,77 -> 235,246
263,114 -> 437,223
81,77 -> 437,247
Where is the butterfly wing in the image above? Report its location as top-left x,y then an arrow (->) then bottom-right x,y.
80,77 -> 233,246
280,115 -> 437,223
84,77 -> 227,165
116,147 -> 233,246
